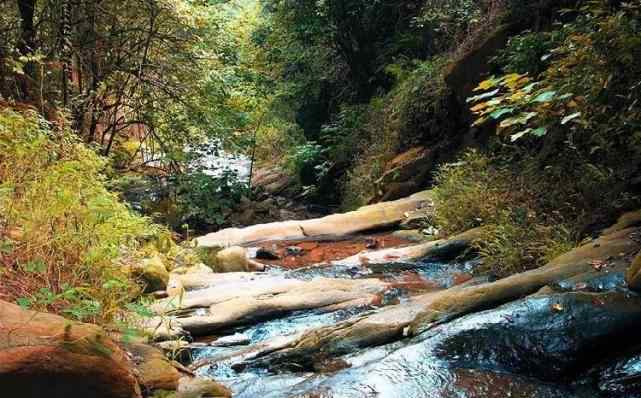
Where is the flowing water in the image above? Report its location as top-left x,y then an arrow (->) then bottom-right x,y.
183,254 -> 608,397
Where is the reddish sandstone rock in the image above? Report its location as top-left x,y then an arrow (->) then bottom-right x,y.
0,300 -> 141,398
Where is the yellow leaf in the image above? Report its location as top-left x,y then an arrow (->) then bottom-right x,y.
470,102 -> 489,112
503,73 -> 527,89
509,91 -> 526,102
473,117 -> 488,126
475,78 -> 497,92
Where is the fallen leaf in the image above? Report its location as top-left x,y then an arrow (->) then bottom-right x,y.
551,303 -> 564,312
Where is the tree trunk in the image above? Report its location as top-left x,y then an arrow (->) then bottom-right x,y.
16,0 -> 37,101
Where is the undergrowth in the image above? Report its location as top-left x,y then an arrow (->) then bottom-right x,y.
433,150 -> 576,276
0,109 -> 166,324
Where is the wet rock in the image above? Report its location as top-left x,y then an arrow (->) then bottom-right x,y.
131,255 -> 170,293
210,333 -> 251,348
410,225 -> 641,334
595,349 -> 641,396
434,291 -> 641,380
256,247 -> 280,260
0,300 -> 141,398
334,226 -> 485,266
176,277 -> 387,335
176,376 -> 231,398
243,225 -> 641,371
278,338 -> 595,398
286,246 -> 304,256
553,263 -> 628,293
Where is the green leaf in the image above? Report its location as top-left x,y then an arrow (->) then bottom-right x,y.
531,127 -> 548,137
22,259 -> 46,274
490,107 -> 515,119
522,82 -> 540,93
16,297 -> 32,309
0,240 -> 14,254
532,91 -> 557,103
561,112 -> 581,125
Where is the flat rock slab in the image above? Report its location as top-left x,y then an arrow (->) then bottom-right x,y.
158,276 -> 388,336
195,191 -> 433,248
332,227 -> 485,266
239,225 -> 641,371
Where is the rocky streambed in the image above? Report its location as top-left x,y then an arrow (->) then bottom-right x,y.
4,192 -> 641,398
142,194 -> 641,398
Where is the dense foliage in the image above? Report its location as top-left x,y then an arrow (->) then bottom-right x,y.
435,1 -> 641,275
0,109 -> 164,322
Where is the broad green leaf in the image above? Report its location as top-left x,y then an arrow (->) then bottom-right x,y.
531,127 -> 548,137
532,91 -> 557,103
490,107 -> 514,119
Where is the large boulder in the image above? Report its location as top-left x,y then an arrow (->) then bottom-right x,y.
0,300 -> 141,398
434,291 -> 641,380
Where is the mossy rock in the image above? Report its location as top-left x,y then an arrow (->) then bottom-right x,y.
132,255 -> 170,293
194,246 -> 223,269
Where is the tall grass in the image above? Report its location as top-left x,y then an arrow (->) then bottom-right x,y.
432,150 -> 576,276
0,109 -> 164,323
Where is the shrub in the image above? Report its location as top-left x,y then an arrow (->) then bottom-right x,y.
433,150 -> 575,276
0,109 -> 164,323
492,30 -> 564,75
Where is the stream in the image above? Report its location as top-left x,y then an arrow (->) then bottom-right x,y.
181,253 -> 614,397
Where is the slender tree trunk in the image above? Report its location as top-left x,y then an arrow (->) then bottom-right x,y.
16,0 -> 37,101
60,0 -> 72,108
